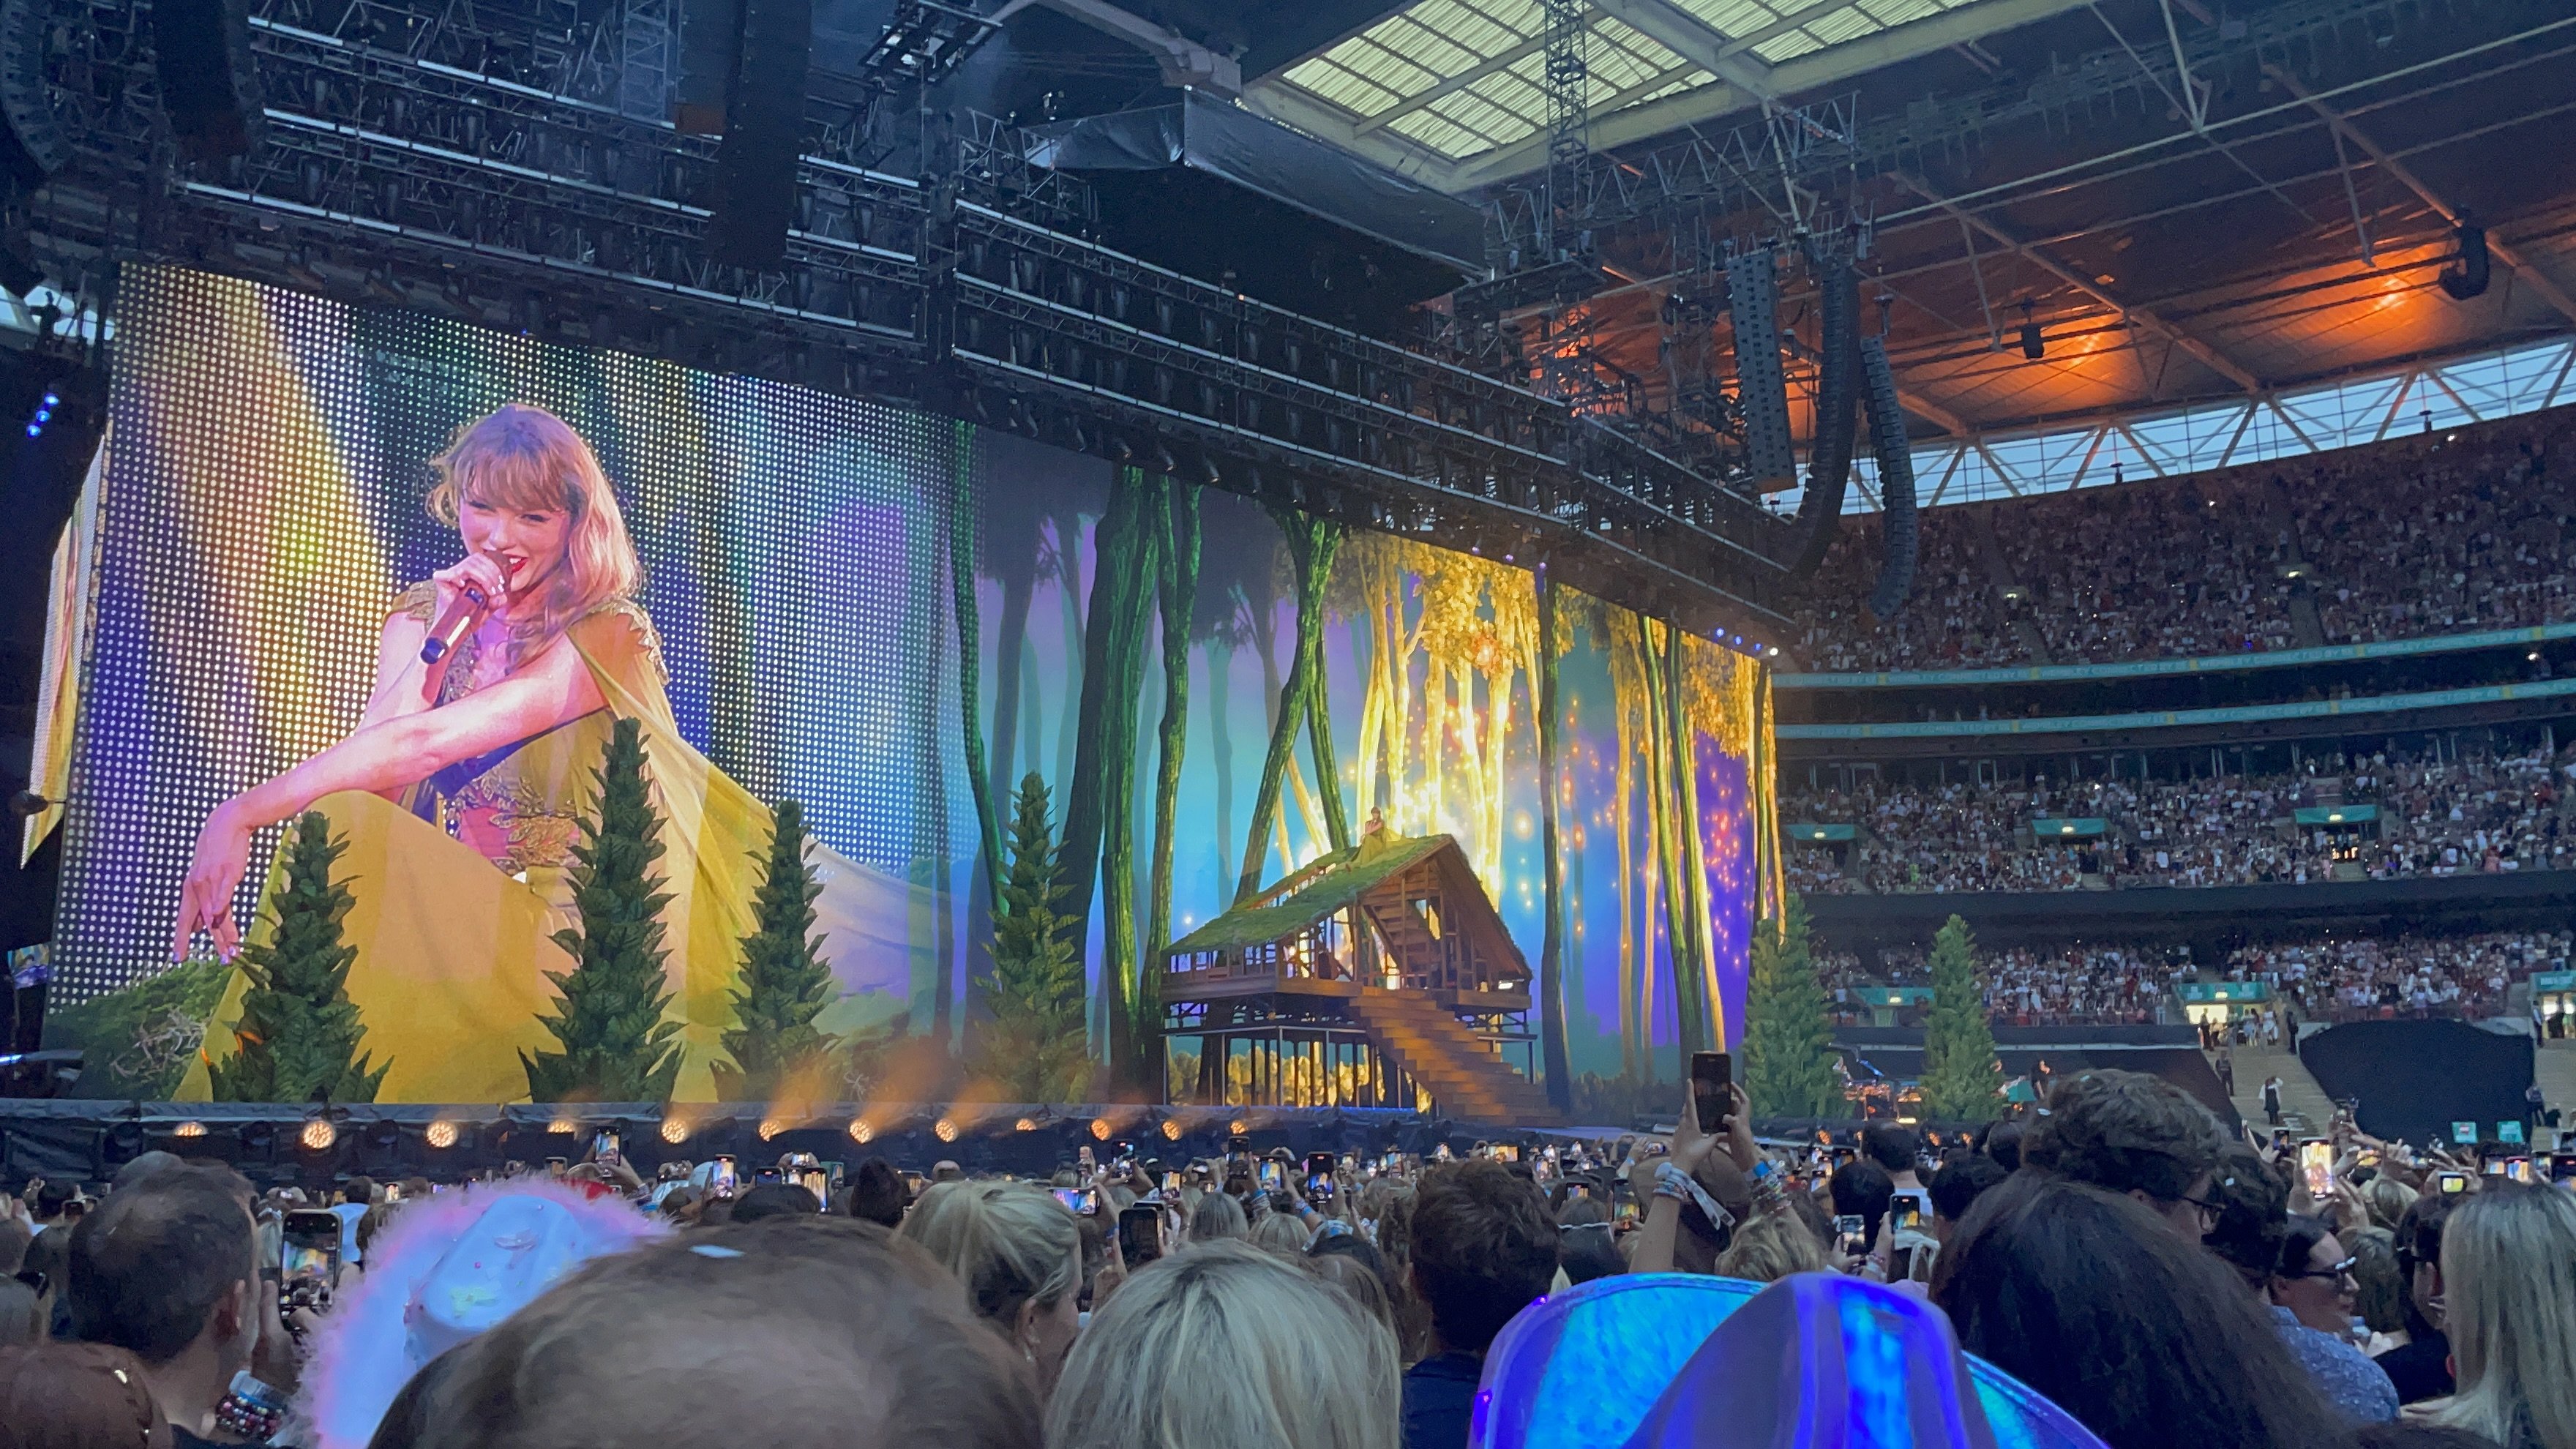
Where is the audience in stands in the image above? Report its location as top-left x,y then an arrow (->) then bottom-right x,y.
1790,411 -> 2576,670
1784,741 -> 2576,896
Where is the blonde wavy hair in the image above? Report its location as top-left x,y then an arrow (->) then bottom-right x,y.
1047,1241 -> 1399,1449
2436,1183 -> 2576,1449
1713,1211 -> 1830,1284
897,1178 -> 1081,1334
426,404 -> 641,666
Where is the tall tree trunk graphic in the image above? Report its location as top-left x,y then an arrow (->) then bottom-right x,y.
1144,482 -> 1202,1085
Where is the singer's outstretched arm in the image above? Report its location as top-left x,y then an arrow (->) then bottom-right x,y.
170,634 -> 607,960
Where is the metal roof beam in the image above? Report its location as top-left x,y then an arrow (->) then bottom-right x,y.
1890,171 -> 2267,393
2264,64 -> 2576,329
1587,0 -> 1780,97
1033,0 -> 1243,95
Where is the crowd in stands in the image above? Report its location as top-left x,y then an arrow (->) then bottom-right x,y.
7,1071 -> 2573,1449
2228,930 -> 2573,1023
1816,928 -> 2566,1027
1789,408 -> 2576,671
1782,741 -> 2576,896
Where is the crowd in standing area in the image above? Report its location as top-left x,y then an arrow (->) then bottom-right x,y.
7,1069 -> 2574,1449
1789,410 -> 2576,672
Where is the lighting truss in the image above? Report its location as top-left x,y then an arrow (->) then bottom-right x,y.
33,0 -> 1796,632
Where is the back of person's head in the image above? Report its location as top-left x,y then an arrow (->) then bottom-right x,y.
1049,1240 -> 1397,1449
2200,1145 -> 2288,1291
2358,1174 -> 2418,1233
0,1341 -> 174,1449
1407,1161 -> 1557,1355
728,1183 -> 822,1224
1711,1210 -> 1828,1283
2347,1227 -> 2407,1336
1932,1171 -> 2345,1449
2393,1188 -> 2459,1338
108,1153 -> 186,1194
1556,1223 -> 1624,1286
1554,1194 -> 1609,1228
65,1173 -> 254,1364
31,1183 -> 75,1220
0,1279 -> 40,1348
1188,1188 -> 1248,1243
1305,1249 -> 1399,1345
847,1160 -> 907,1229
897,1178 -> 1079,1333
2435,1182 -> 2576,1449
342,1175 -> 379,1206
0,1215 -> 27,1277
2020,1069 -> 2220,1212
1827,1159 -> 1893,1227
1974,1117 -> 2026,1172
1928,1154 -> 2007,1225
410,1217 -> 1039,1449
1860,1123 -> 1921,1177
1249,1210 -> 1311,1258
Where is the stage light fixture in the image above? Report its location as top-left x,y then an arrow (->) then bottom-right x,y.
848,1120 -> 875,1144
1014,1117 -> 1038,1132
759,1120 -> 785,1141
1161,1119 -> 1182,1141
300,1118 -> 337,1151
547,1117 -> 580,1135
173,1120 -> 207,1137
661,1117 -> 690,1145
1089,1118 -> 1112,1141
934,1117 -> 959,1142
1229,1120 -> 1248,1136
425,1120 -> 460,1149
2018,302 -> 2044,360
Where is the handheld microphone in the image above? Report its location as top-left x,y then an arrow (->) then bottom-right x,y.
419,583 -> 491,664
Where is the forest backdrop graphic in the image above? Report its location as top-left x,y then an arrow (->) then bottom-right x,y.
50,267 -> 1781,1098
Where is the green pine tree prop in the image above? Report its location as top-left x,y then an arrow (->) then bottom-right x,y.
1918,913 -> 2002,1123
712,799 -> 843,1101
523,716 -> 686,1103
209,811 -> 390,1103
1740,895 -> 1842,1118
968,773 -> 1090,1102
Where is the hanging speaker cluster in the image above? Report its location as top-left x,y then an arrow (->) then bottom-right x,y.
1862,333 -> 1916,619
677,0 -> 815,271
151,0 -> 263,165
2438,218 -> 2489,302
1786,252 -> 1858,580
1726,247 -> 1795,490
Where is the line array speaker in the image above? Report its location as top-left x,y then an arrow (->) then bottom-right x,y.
151,0 -> 263,164
1726,247 -> 1794,489
0,0 -> 67,189
672,0 -> 745,135
1862,333 -> 1917,619
703,0 -> 812,270
1787,255 -> 1857,580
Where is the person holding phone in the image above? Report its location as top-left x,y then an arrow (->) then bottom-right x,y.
1625,1077 -> 1777,1274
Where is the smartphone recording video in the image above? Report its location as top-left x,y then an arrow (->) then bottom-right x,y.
2298,1139 -> 2334,1198
1833,1214 -> 1869,1257
1889,1190 -> 1929,1237
1258,1160 -> 1285,1193
1690,1052 -> 1731,1134
280,1208 -> 342,1312
1117,1203 -> 1164,1265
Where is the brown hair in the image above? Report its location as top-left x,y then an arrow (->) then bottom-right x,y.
425,404 -> 642,668
1407,1161 -> 1559,1355
411,1217 -> 1039,1449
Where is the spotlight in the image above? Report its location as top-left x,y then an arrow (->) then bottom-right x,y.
1160,1119 -> 1182,1141
934,1117 -> 959,1142
547,1117 -> 580,1135
2018,301 -> 2044,360
1229,1120 -> 1248,1136
300,1118 -> 337,1151
848,1120 -> 874,1144
1089,1118 -> 1112,1141
1014,1117 -> 1038,1132
173,1120 -> 207,1138
759,1120 -> 785,1142
425,1120 -> 460,1149
660,1118 -> 690,1145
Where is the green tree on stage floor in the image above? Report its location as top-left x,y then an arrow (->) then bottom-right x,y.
209,810 -> 389,1104
971,772 -> 1090,1102
712,798 -> 844,1102
1740,895 -> 1839,1119
525,716 -> 685,1103
1919,913 -> 2002,1122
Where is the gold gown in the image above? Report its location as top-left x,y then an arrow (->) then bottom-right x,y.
182,588 -> 924,1104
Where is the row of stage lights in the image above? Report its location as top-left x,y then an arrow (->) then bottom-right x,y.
158,1110 -> 1257,1153
24,389 -> 57,439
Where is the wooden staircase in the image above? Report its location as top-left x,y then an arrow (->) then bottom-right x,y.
1349,986 -> 1561,1126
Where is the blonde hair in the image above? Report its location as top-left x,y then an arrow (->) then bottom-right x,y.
2356,1175 -> 2417,1233
896,1179 -> 1080,1333
1713,1211 -> 1830,1284
2436,1184 -> 2576,1449
426,404 -> 642,667
1047,1241 -> 1399,1449
1188,1191 -> 1248,1243
1250,1210 -> 1313,1257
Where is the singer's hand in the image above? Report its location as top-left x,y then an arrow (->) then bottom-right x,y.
172,799 -> 255,962
431,553 -> 512,621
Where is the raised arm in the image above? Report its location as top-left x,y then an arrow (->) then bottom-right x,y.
171,635 -> 607,960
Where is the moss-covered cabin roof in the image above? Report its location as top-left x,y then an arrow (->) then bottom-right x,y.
1166,832 -> 1528,986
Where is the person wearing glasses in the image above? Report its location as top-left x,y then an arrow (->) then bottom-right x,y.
2018,1067 -> 2226,1240
2268,1213 -> 2400,1423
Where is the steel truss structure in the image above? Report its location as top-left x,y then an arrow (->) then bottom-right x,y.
29,0 -> 1797,636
